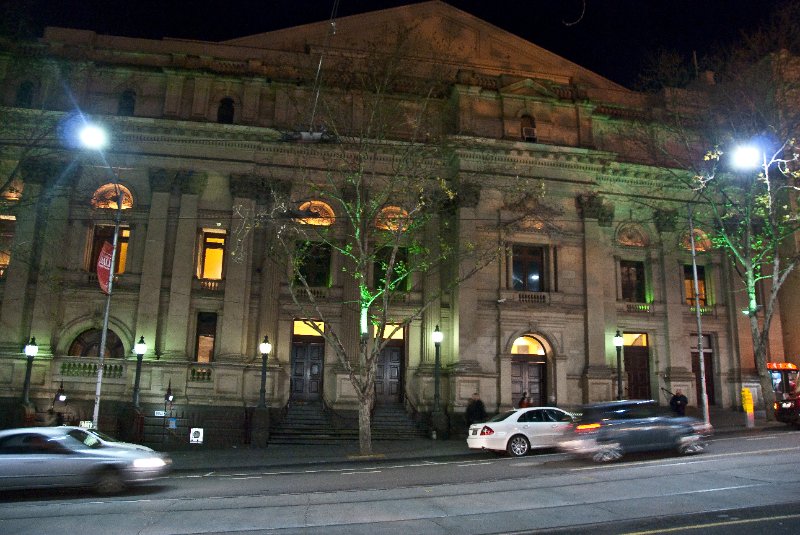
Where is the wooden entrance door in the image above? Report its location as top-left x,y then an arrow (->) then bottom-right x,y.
624,346 -> 651,399
291,339 -> 324,401
511,358 -> 546,406
375,344 -> 403,404
692,351 -> 715,405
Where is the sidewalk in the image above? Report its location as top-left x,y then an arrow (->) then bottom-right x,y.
165,406 -> 785,473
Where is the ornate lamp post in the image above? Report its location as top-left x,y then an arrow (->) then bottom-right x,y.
132,336 -> 147,409
52,381 -> 67,408
613,330 -> 624,400
258,335 -> 272,408
22,337 -> 38,404
432,325 -> 443,412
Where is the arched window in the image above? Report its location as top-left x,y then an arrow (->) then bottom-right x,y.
68,328 -> 125,358
118,90 -> 136,116
521,115 -> 536,142
91,184 -> 134,210
217,97 -> 234,124
681,229 -> 712,252
15,81 -> 34,108
376,206 -> 410,231
511,335 -> 546,356
617,223 -> 649,247
297,200 -> 335,226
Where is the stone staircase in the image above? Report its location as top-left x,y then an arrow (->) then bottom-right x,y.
269,401 -> 426,445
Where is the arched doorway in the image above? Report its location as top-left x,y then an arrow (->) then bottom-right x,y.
68,328 -> 125,358
511,335 -> 547,407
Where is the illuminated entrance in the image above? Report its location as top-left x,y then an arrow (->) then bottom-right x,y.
622,332 -> 650,399
291,320 -> 324,401
374,324 -> 405,404
511,335 -> 547,407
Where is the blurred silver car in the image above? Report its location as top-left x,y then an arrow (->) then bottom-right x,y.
558,400 -> 711,462
0,426 -> 171,494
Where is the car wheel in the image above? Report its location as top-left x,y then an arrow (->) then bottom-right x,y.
506,434 -> 530,457
592,443 -> 623,462
94,468 -> 125,495
678,439 -> 706,455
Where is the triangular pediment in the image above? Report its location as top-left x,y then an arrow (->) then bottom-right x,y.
500,79 -> 563,99
222,1 -> 628,95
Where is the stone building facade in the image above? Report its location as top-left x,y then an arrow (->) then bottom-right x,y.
0,1 -> 784,439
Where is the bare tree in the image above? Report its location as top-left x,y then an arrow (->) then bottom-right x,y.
233,26 -> 498,454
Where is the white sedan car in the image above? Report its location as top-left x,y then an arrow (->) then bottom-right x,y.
467,407 -> 575,457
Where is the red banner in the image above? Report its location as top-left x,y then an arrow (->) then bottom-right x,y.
97,241 -> 113,294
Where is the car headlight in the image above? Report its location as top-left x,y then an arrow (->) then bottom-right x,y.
133,456 -> 167,469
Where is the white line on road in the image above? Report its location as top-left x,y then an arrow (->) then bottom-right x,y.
341,470 -> 382,475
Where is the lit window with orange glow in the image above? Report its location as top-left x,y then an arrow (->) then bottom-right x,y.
197,230 -> 226,280
297,201 -> 334,226
89,225 -> 130,274
91,184 -> 134,210
376,206 -> 409,231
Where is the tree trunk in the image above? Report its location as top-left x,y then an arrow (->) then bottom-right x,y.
358,392 -> 374,455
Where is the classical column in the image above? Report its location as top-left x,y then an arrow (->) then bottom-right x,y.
162,173 -> 205,359
134,170 -> 172,352
218,197 -> 254,359
577,193 -> 617,402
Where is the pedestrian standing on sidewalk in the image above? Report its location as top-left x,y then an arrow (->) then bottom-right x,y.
670,388 -> 688,416
466,392 -> 487,428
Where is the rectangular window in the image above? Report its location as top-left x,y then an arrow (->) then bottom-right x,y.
0,216 -> 16,278
620,260 -> 646,302
512,245 -> 546,292
195,312 -> 217,363
90,225 -> 130,274
197,230 -> 226,280
373,247 -> 408,291
684,265 -> 707,306
296,242 -> 331,287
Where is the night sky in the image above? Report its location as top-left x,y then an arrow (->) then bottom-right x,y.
1,0 -> 786,88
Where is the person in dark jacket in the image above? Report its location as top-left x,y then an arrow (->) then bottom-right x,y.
518,392 -> 530,408
465,392 -> 487,428
670,389 -> 689,416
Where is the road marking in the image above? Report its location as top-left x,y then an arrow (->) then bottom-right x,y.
457,462 -> 494,467
570,446 -> 800,471
341,470 -> 381,475
622,512 -> 800,534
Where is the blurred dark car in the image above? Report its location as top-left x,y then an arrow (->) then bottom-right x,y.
558,400 -> 712,462
0,426 -> 171,494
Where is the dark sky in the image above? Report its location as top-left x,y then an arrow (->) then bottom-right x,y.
3,0 -> 785,88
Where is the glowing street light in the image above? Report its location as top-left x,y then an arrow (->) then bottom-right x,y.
22,337 -> 38,404
258,335 -> 273,408
613,331 -> 624,400
432,325 -> 443,412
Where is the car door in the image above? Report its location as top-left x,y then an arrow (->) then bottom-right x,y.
0,432 -> 65,489
515,409 -> 550,448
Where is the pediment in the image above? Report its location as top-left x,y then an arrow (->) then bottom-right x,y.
223,1 -> 627,94
500,79 -> 563,98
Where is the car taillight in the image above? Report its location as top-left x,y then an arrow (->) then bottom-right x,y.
774,402 -> 779,410
479,426 -> 494,436
575,423 -> 601,433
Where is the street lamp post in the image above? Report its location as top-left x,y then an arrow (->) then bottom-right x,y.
613,331 -> 624,400
432,325 -> 443,412
80,123 -> 123,430
22,337 -> 38,404
132,336 -> 147,409
258,335 -> 272,408
687,203 -> 711,429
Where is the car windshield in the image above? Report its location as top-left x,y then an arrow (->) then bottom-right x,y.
66,429 -> 104,449
487,411 -> 516,423
88,429 -> 120,442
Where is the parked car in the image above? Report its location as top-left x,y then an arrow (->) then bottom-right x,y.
0,426 -> 171,494
558,399 -> 712,462
467,406 -> 575,457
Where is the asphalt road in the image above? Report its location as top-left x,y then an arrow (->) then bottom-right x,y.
1,429 -> 799,534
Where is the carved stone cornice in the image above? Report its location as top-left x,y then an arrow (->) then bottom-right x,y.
230,174 -> 288,204
576,193 -> 614,227
654,208 -> 678,233
176,170 -> 206,195
148,168 -> 176,193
